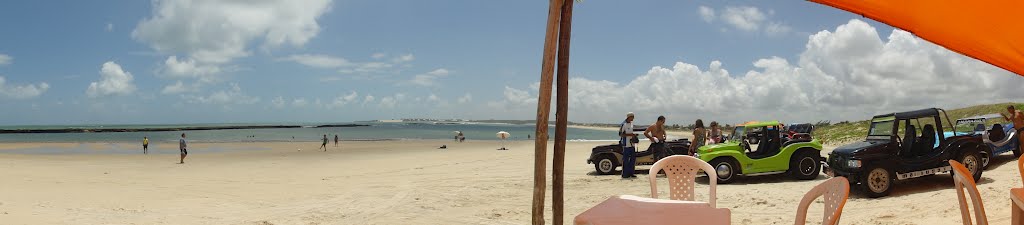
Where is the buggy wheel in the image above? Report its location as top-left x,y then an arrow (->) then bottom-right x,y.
789,150 -> 820,180
709,158 -> 738,184
959,150 -> 983,182
861,165 -> 893,198
594,154 -> 618,175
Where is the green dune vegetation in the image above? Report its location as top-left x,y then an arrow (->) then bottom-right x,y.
815,102 -> 1024,145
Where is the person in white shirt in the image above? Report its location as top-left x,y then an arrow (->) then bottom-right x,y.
620,112 -> 638,179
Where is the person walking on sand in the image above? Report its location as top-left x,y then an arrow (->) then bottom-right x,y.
178,133 -> 188,164
1002,105 -> 1024,153
620,112 -> 638,179
644,115 -> 668,160
690,119 -> 707,156
334,134 -> 339,147
320,134 -> 329,151
142,136 -> 149,154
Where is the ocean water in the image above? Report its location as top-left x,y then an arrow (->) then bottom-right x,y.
0,122 -> 617,143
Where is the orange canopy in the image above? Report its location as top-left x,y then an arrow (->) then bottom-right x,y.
810,0 -> 1024,76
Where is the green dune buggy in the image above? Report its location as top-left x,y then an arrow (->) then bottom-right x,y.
695,121 -> 824,183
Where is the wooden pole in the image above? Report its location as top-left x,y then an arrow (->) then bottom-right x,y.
552,0 -> 574,224
533,0 -> 564,224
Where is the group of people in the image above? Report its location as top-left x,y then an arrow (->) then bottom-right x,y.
143,132 -> 347,164
140,133 -> 190,164
617,112 -> 723,179
319,134 -> 340,151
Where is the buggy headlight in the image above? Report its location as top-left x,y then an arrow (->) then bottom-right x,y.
694,153 -> 700,158
846,160 -> 862,168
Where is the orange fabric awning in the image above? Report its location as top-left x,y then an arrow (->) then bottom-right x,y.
809,0 -> 1024,76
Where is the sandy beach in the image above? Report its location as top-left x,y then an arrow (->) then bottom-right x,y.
0,139 -> 1020,224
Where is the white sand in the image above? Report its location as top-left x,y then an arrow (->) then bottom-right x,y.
0,140 -> 1020,224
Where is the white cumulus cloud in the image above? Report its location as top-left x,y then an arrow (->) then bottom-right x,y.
378,96 -> 397,108
0,54 -> 11,65
133,0 -> 333,64
457,93 -> 472,104
327,91 -> 359,109
700,5 -> 791,36
392,54 -> 415,63
0,76 -> 49,99
185,83 -> 260,104
272,96 -> 286,108
87,61 -> 137,98
498,19 -> 1022,124
278,54 -> 352,68
698,6 -> 715,23
161,56 -> 222,79
410,68 -> 451,86
293,98 -> 308,107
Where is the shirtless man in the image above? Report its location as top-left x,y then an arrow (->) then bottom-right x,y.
1001,105 -> 1024,154
644,116 -> 668,160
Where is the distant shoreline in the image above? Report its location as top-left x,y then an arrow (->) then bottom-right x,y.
0,124 -> 370,134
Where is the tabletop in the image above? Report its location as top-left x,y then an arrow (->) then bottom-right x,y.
574,195 -> 730,225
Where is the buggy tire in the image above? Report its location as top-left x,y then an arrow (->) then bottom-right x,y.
789,150 -> 820,180
958,150 -> 984,182
861,165 -> 894,198
594,154 -> 618,175
709,158 -> 738,184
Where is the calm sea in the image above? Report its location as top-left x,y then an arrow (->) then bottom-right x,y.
0,122 -> 617,143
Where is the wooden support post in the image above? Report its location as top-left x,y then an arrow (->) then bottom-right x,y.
552,0 -> 574,224
533,0 -> 564,224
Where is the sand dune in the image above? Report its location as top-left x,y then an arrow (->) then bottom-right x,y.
0,140 -> 1020,224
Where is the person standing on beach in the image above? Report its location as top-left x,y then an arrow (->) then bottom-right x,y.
1001,105 -> 1024,153
690,119 -> 707,156
644,116 -> 668,160
320,134 -> 329,151
334,134 -> 339,147
142,136 -> 149,154
179,133 -> 188,164
620,112 -> 638,179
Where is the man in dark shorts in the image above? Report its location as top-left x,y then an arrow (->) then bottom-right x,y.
1002,105 -> 1024,154
644,116 -> 668,161
143,136 -> 149,154
179,133 -> 188,164
320,134 -> 329,151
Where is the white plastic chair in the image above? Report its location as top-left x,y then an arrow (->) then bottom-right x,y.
794,177 -> 850,225
648,155 -> 717,207
950,160 -> 988,225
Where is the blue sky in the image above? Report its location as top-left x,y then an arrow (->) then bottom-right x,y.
0,0 -> 1020,126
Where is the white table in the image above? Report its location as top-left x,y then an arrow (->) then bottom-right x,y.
574,195 -> 730,225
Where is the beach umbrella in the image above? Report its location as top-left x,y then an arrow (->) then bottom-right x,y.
497,131 -> 511,150
809,0 -> 1024,76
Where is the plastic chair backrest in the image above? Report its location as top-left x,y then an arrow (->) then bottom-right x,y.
648,155 -> 717,207
949,160 -> 988,225
793,177 -> 850,225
